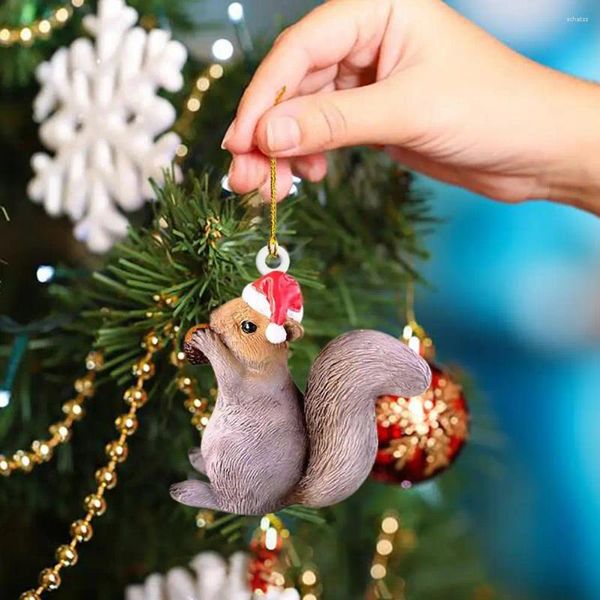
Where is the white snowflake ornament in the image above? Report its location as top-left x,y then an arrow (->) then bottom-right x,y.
124,552 -> 301,600
28,0 -> 187,253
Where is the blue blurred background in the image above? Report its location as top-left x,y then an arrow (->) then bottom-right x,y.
193,1 -> 600,597
419,2 -> 600,599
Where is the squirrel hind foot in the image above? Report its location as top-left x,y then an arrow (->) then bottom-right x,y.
170,480 -> 221,510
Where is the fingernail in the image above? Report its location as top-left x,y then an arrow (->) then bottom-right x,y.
266,116 -> 301,152
221,121 -> 235,149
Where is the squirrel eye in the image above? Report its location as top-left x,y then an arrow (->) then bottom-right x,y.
241,320 -> 257,334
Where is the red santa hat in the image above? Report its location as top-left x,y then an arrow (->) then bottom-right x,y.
242,270 -> 303,344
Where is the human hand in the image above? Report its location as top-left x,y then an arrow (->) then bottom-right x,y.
223,0 -> 600,214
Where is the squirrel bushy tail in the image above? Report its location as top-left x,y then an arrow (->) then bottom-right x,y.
288,330 -> 431,508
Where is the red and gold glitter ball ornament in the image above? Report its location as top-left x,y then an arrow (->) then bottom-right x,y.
371,322 -> 469,486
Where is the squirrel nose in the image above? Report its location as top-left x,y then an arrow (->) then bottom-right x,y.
183,324 -> 210,365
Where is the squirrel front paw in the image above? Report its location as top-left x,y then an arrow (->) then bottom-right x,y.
183,324 -> 212,364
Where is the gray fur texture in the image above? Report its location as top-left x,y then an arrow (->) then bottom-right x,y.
170,300 -> 431,515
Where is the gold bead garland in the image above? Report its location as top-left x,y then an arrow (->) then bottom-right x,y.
367,512 -> 416,600
171,348 -> 214,433
0,0 -> 85,48
18,332 -> 162,600
167,332 -> 217,536
299,566 -> 321,600
0,350 -> 103,477
171,345 -> 216,532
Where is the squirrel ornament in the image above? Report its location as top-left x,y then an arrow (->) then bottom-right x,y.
170,268 -> 431,516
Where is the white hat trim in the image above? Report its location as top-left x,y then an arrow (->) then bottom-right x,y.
287,306 -> 303,323
242,283 -> 271,319
266,322 -> 287,344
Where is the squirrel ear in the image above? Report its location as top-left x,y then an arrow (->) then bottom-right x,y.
283,319 -> 304,342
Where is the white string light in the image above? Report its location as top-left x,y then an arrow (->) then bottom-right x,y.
0,390 -> 10,408
36,265 -> 55,284
227,2 -> 244,23
212,38 -> 234,61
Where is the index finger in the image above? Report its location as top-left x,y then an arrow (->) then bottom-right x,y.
224,0 -> 366,154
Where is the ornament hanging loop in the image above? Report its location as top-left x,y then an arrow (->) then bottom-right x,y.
256,245 -> 290,275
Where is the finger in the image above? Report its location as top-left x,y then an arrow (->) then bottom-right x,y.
292,153 -> 328,182
227,153 -> 293,201
227,151 -> 270,195
254,79 -> 412,157
258,159 -> 293,202
224,0 -> 392,153
298,66 -> 339,96
228,151 -> 327,198
226,79 -> 333,194
335,61 -> 377,90
227,73 -> 337,163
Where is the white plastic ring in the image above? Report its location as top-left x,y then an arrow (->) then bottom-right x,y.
255,245 -> 290,275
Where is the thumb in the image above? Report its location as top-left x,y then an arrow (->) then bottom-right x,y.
255,80 -> 413,157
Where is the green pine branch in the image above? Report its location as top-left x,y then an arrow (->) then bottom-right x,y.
85,171 -> 320,383
1,154 -> 442,597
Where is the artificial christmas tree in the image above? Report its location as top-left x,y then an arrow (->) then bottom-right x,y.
0,2 -> 496,598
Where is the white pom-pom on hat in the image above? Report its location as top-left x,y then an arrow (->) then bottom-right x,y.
265,323 -> 288,344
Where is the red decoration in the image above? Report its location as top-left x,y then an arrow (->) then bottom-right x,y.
247,518 -> 285,593
242,270 -> 303,344
372,362 -> 468,486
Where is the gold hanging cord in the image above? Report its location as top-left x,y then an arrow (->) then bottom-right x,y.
268,86 -> 287,257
